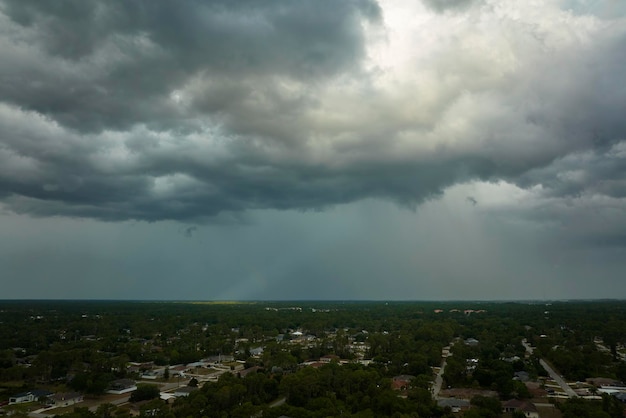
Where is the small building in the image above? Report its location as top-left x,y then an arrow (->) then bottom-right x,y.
141,370 -> 161,380
306,361 -> 325,369
502,399 -> 539,418
514,371 -> 530,382
437,398 -> 470,413
50,392 -> 83,407
168,365 -> 189,377
160,392 -> 177,402
107,379 -> 137,395
464,338 -> 479,346
9,390 -> 53,405
391,375 -> 415,391
249,347 -> 264,357
173,386 -> 198,397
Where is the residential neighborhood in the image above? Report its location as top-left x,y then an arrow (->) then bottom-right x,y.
1,301 -> 626,417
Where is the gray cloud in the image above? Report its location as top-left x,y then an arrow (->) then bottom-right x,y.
0,0 -> 380,132
0,0 -> 625,253
518,143 -> 626,200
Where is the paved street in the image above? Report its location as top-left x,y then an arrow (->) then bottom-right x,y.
521,338 -> 533,355
539,359 -> 578,398
432,343 -> 455,399
522,338 -> 577,398
432,358 -> 447,399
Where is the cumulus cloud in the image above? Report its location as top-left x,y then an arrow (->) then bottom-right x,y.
0,0 -> 625,249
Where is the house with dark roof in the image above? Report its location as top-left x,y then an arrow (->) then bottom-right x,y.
107,379 -> 137,395
9,390 -> 53,405
437,398 -> 470,413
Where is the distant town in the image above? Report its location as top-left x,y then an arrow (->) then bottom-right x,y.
1,300 -> 625,417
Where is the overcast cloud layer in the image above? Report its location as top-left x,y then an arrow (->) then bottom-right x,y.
1,0 -> 625,300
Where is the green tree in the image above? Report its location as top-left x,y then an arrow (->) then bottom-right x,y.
469,395 -> 502,418
139,399 -> 167,418
95,403 -> 117,418
130,384 -> 160,403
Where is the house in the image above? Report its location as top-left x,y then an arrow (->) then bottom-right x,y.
437,398 -> 470,413
597,384 -> 626,395
502,399 -> 539,418
50,392 -> 83,407
168,365 -> 189,377
391,375 -> 415,391
9,390 -> 53,405
249,347 -> 264,357
107,379 -> 137,395
464,338 -> 479,346
306,361 -> 325,369
141,369 -> 163,380
159,392 -> 177,403
514,371 -> 530,382
173,386 -> 198,397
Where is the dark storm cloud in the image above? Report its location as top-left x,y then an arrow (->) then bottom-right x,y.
518,143 -> 626,200
0,106 -> 481,221
0,0 -> 625,243
0,0 -> 380,132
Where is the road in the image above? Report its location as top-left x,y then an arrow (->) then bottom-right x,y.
432,344 -> 456,399
269,397 -> 286,408
432,358 -> 447,399
521,339 -> 533,355
539,359 -> 578,398
522,338 -> 578,398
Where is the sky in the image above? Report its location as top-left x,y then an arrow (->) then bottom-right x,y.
1,0 -> 626,300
